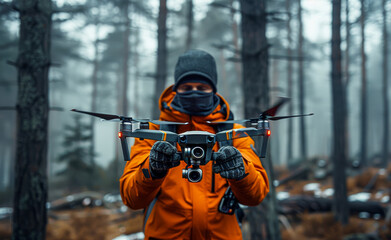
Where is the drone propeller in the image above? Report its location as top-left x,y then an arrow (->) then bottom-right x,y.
71,109 -> 124,121
150,120 -> 188,125
208,97 -> 312,124
71,109 -> 188,125
268,113 -> 314,120
260,97 -> 290,119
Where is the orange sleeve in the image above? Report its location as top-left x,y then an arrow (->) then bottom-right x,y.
228,124 -> 269,206
119,126 -> 165,210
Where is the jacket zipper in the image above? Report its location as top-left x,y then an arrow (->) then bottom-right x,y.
211,169 -> 215,193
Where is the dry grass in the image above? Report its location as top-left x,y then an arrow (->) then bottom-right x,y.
46,207 -> 143,240
281,213 -> 384,240
0,220 -> 11,240
378,219 -> 391,240
278,164 -> 391,240
0,207 -> 144,240
351,167 -> 390,192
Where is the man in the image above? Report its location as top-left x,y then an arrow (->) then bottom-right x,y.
120,49 -> 269,240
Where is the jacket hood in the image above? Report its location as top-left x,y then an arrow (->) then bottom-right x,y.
158,85 -> 231,123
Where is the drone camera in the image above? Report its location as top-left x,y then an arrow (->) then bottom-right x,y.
183,146 -> 206,163
181,146 -> 206,182
182,168 -> 203,183
191,147 -> 204,160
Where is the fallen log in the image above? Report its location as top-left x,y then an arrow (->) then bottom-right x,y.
275,166 -> 310,187
278,195 -> 386,218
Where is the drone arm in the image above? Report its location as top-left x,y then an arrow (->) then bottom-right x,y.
260,136 -> 269,158
128,129 -> 178,142
120,136 -> 131,161
215,128 -> 264,142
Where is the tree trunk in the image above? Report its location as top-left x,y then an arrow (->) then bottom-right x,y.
12,0 -> 52,239
271,60 -> 281,164
297,0 -> 307,161
152,0 -> 168,119
219,49 -> 228,99
230,0 -> 242,84
114,0 -> 131,179
286,0 -> 293,165
331,0 -> 349,225
89,8 -> 100,186
133,22 -> 140,117
240,0 -> 269,115
115,62 -> 123,177
121,0 -> 131,116
360,0 -> 367,167
240,1 -> 280,239
230,0 -> 243,117
382,0 -> 389,168
344,0 -> 350,164
185,0 -> 193,50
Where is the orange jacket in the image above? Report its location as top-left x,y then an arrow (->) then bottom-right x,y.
120,86 -> 269,240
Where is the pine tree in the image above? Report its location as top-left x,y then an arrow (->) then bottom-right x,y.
57,115 -> 95,191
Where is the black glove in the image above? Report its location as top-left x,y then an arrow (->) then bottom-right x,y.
213,146 -> 246,180
149,141 -> 180,178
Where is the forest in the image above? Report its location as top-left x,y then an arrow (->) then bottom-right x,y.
0,0 -> 390,239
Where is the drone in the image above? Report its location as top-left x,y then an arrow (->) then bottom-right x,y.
72,98 -> 313,183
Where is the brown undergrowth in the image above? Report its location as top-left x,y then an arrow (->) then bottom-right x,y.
281,213 -> 386,240
0,207 -> 144,240
46,207 -> 144,240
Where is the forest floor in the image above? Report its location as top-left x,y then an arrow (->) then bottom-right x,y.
274,162 -> 391,240
0,206 -> 144,240
0,163 -> 390,240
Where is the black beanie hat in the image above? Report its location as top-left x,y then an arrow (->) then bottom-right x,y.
173,49 -> 217,92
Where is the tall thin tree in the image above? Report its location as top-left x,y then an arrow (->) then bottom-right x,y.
297,0 -> 307,161
152,0 -> 168,119
121,0 -> 131,116
89,1 -> 101,185
344,0 -> 351,161
331,0 -> 349,225
230,0 -> 243,116
133,20 -> 141,117
185,0 -> 193,50
12,0 -> 52,239
114,0 -> 132,179
360,0 -> 368,167
229,0 -> 242,84
382,0 -> 389,167
240,1 -> 280,239
286,0 -> 293,164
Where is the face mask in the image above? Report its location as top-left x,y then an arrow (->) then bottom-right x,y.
176,90 -> 215,115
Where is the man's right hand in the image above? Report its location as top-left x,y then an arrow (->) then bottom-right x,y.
149,141 -> 181,178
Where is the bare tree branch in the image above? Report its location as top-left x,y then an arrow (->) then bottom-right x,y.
0,2 -> 19,13
52,4 -> 86,14
0,40 -> 17,50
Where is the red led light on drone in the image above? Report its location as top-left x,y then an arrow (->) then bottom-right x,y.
267,130 -> 271,136
118,132 -> 123,138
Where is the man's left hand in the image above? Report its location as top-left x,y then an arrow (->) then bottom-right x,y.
213,146 -> 246,180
